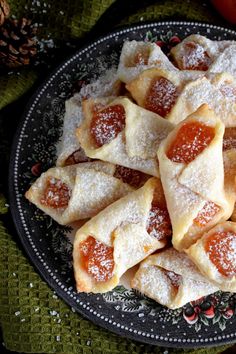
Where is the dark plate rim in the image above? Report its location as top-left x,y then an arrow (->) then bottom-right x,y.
8,20 -> 236,349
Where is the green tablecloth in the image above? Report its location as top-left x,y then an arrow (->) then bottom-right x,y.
0,0 -> 234,353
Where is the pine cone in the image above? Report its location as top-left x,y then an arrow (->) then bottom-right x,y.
0,0 -> 10,26
0,18 -> 38,68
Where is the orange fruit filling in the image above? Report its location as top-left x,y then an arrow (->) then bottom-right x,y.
90,104 -> 126,147
79,236 -> 114,282
223,127 -> 236,151
181,42 -> 212,70
133,50 -> 149,66
166,121 -> 215,164
145,76 -> 178,117
64,147 -> 92,165
205,231 -> 236,277
194,201 -> 220,227
114,165 -> 147,188
163,269 -> 181,292
41,177 -> 71,209
146,190 -> 172,241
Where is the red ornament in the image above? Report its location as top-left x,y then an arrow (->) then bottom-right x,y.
211,0 -> 236,24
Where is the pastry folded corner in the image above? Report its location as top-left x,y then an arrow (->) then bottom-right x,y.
131,248 -> 218,309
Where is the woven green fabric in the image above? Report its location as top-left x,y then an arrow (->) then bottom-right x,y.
0,0 -> 234,353
120,0 -> 221,26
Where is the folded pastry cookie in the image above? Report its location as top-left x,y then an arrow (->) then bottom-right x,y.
170,34 -> 235,71
158,104 -> 232,251
73,177 -> 172,293
131,248 -> 218,309
77,96 -> 173,176
25,161 -> 133,225
126,68 -> 236,126
186,222 -> 236,292
117,40 -> 178,84
56,70 -> 122,167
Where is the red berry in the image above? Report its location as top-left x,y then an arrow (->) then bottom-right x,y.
223,308 -> 234,319
169,36 -> 181,45
31,162 -> 42,177
203,306 -> 215,318
155,41 -> 165,48
183,311 -> 198,324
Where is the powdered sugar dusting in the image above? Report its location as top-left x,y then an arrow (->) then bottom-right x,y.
220,83 -> 236,99
67,168 -> 132,220
98,133 -> 158,176
209,45 -> 236,77
118,40 -> 177,83
164,269 -> 181,288
180,78 -> 236,127
133,265 -> 174,305
145,77 -> 179,117
56,68 -> 120,165
182,42 -> 212,70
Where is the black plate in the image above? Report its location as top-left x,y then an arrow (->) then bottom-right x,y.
9,21 -> 236,348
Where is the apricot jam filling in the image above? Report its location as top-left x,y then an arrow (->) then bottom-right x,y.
41,177 -> 71,209
114,165 -> 147,188
163,269 -> 181,292
90,104 -> 126,147
145,76 -> 178,117
205,231 -> 236,277
128,47 -> 150,67
166,121 -> 215,164
79,236 -> 114,282
223,127 -> 236,151
193,201 -> 220,227
64,147 -> 92,166
180,42 -> 212,71
146,189 -> 172,241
